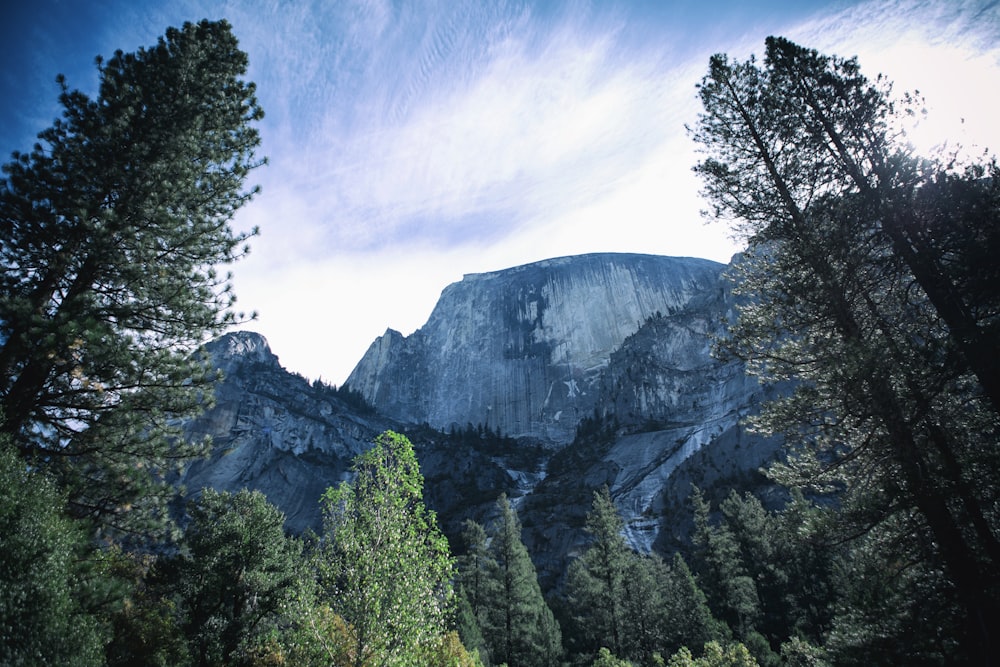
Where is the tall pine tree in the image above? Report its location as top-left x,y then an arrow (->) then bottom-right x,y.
690,36 -> 1000,662
481,494 -> 562,667
564,487 -> 629,658
0,19 -> 264,537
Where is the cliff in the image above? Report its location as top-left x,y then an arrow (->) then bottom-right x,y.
346,253 -> 726,443
178,254 -> 780,586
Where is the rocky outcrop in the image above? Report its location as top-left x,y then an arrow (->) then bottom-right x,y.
346,253 -> 726,443
179,254 -> 782,590
179,332 -> 522,537
180,332 -> 393,532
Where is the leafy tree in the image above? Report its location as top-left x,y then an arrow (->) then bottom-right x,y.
481,494 -> 563,667
591,646 -> 633,667
690,36 -> 1000,662
167,488 -> 304,666
666,641 -> 759,667
0,19 -> 264,537
0,433 -> 105,666
417,631 -> 485,667
316,431 -> 454,667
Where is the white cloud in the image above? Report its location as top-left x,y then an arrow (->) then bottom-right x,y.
788,0 -> 1000,156
217,0 -> 1000,382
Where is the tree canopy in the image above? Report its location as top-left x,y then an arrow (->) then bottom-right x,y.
316,431 -> 455,667
0,18 -> 264,537
691,35 -> 1000,663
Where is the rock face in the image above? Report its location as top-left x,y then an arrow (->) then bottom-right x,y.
518,288 -> 779,577
179,254 -> 781,588
346,253 -> 726,443
180,332 -> 393,533
179,332 -> 518,537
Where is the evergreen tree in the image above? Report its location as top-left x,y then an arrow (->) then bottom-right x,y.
658,553 -> 724,659
104,549 -> 191,667
690,37 -> 1000,662
821,511 -> 963,665
617,553 -> 666,662
0,433 -> 104,666
690,487 -> 761,639
0,19 -> 264,537
481,494 -> 562,667
316,431 -> 454,667
455,519 -> 495,663
564,486 -> 629,658
167,488 -> 304,666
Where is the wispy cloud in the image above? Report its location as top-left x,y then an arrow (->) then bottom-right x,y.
242,2 -> 685,254
14,0 -> 993,382
217,0 -> 1000,382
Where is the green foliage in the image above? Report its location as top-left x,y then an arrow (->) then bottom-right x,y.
104,551 -> 191,667
565,487 -> 629,657
316,431 -> 454,666
718,490 -> 836,653
418,631 -> 486,667
455,519 -> 494,663
0,18 -> 264,539
690,487 -> 760,639
691,35 -> 1000,663
467,494 -> 563,667
658,553 -> 725,658
562,487 -> 724,666
592,646 -> 633,667
174,489 -> 304,666
665,642 -> 759,667
0,435 -> 105,666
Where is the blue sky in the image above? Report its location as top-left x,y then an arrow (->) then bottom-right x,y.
2,0 -> 998,383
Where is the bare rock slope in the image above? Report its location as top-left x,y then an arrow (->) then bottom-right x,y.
346,253 -> 726,443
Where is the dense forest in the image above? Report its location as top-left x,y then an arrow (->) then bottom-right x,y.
1,18 -> 998,667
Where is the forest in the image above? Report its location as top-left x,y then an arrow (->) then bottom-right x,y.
1,18 -> 998,667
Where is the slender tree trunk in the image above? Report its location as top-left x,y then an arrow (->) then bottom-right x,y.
881,205 -> 1000,416
869,375 -> 999,666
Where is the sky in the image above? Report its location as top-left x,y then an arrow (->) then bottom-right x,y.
2,0 -> 998,384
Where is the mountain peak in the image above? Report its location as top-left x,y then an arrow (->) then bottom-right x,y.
204,331 -> 280,370
347,253 -> 727,442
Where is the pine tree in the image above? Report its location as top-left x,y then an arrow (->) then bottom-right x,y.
719,491 -> 835,652
168,489 -> 304,666
0,433 -> 105,666
481,494 -> 562,667
316,431 -> 454,667
690,37 -> 1000,662
0,19 -> 264,537
690,487 -> 760,639
658,553 -> 723,658
564,486 -> 630,658
455,519 -> 494,663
